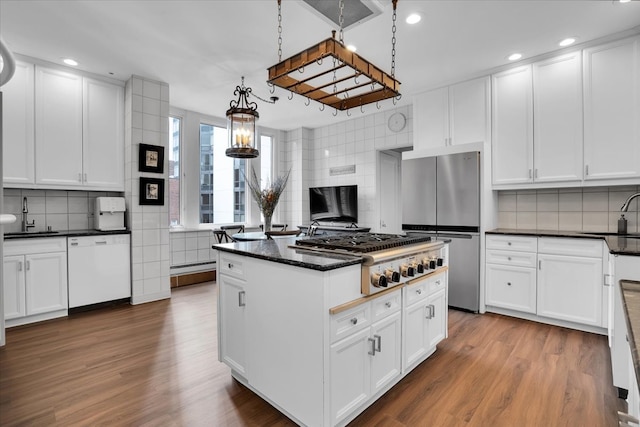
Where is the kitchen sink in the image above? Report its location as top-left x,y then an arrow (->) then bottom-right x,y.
4,230 -> 60,237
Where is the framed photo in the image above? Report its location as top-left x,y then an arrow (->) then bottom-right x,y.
138,143 -> 164,173
139,177 -> 165,206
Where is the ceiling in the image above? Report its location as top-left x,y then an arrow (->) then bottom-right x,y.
1,0 -> 640,130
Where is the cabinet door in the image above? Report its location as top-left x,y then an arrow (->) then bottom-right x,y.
486,264 -> 537,313
403,299 -> 429,370
330,327 -> 371,425
413,87 -> 448,150
2,60 -> 35,185
533,52 -> 583,183
426,288 -> 447,349
492,65 -> 534,185
449,76 -> 490,146
583,36 -> 640,180
83,78 -> 125,189
537,253 -> 603,326
25,252 -> 68,315
370,311 -> 401,394
35,66 -> 83,187
218,274 -> 247,377
3,256 -> 26,320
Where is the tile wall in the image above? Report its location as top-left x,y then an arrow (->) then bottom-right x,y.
497,185 -> 640,232
279,104 -> 413,230
2,189 -> 123,233
169,230 -> 217,267
125,76 -> 171,304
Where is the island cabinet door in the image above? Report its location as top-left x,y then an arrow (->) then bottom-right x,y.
403,300 -> 429,371
218,274 -> 247,377
370,311 -> 402,395
426,288 -> 447,349
330,327 -> 371,425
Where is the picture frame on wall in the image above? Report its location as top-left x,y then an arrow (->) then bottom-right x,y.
138,143 -> 164,173
139,177 -> 165,206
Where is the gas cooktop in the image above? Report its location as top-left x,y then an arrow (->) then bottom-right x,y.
295,233 -> 432,253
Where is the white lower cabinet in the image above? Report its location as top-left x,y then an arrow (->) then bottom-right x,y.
3,238 -> 68,327
403,272 -> 447,372
217,273 -> 247,378
330,310 -> 401,425
485,235 -> 607,332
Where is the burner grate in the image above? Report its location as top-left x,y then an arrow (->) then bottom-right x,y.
296,233 -> 432,253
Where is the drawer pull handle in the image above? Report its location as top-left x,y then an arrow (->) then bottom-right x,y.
368,337 -> 376,355
228,263 -> 233,269
374,334 -> 382,352
238,291 -> 246,307
385,302 -> 392,308
350,317 -> 358,325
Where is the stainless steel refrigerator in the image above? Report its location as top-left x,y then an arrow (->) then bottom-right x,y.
401,151 -> 480,312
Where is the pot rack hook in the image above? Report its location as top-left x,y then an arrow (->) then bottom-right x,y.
360,104 -> 365,114
376,101 -> 381,110
305,97 -> 311,106
268,81 -> 275,94
288,91 -> 294,101
319,104 -> 325,112
316,57 -> 323,66
333,108 -> 338,117
354,74 -> 360,85
346,109 -> 351,117
298,65 -> 305,73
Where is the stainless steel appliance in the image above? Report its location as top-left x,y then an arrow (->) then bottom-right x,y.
295,233 -> 447,295
402,152 -> 481,312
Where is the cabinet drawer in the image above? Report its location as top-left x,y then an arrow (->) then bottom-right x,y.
538,237 -> 603,258
486,235 -> 537,252
371,289 -> 401,322
404,278 -> 429,307
331,303 -> 371,343
4,237 -> 67,255
427,272 -> 446,295
486,249 -> 537,268
486,264 -> 536,314
218,253 -> 245,279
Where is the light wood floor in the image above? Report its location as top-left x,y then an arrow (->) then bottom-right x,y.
0,282 -> 625,426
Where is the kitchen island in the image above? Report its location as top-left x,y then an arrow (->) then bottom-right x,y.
215,237 -> 449,427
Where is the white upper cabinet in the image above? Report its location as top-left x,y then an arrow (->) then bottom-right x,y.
5,63 -> 125,191
83,78 -> 124,189
2,60 -> 35,185
492,65 -> 533,185
533,52 -> 583,183
413,76 -> 490,150
35,66 -> 84,187
583,36 -> 640,181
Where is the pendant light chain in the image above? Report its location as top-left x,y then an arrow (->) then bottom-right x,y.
338,0 -> 345,44
391,0 -> 398,78
277,0 -> 283,62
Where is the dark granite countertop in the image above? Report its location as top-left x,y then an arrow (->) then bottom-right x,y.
3,229 -> 131,240
214,237 -> 364,272
620,280 -> 640,392
486,228 -> 640,256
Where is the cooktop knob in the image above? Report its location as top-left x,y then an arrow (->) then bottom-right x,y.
417,263 -> 425,274
407,265 -> 415,277
371,272 -> 388,288
429,259 -> 437,269
437,257 -> 444,266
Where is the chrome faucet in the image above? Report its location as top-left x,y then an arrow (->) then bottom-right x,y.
621,192 -> 640,212
21,197 -> 35,232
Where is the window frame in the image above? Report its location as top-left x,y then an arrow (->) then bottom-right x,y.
168,114 -> 183,228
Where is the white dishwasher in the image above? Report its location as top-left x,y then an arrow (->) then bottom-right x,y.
68,234 -> 131,308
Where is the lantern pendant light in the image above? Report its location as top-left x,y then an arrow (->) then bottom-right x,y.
226,76 -> 259,158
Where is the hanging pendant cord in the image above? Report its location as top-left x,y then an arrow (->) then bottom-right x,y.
277,0 -> 283,62
391,0 -> 398,78
338,0 -> 345,44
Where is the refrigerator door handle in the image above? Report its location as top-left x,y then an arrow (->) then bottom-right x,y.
437,233 -> 473,239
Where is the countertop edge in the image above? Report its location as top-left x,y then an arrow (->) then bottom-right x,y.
214,244 -> 363,272
4,229 -> 132,240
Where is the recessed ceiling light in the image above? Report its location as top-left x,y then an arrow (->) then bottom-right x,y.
406,13 -> 421,25
620,0 -> 631,3
508,53 -> 522,61
559,37 -> 577,47
346,44 -> 357,52
63,58 -> 78,66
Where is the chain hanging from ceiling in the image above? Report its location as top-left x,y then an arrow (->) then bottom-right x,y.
267,0 -> 401,112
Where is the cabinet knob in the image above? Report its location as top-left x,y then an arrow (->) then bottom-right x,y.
507,282 -> 512,286
385,301 -> 392,308
508,257 -> 512,261
507,242 -> 512,246
416,289 -> 422,295
228,263 -> 233,269
350,317 -> 358,325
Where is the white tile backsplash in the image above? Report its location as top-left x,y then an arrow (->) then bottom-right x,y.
498,186 -> 640,232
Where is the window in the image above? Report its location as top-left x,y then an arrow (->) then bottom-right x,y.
168,116 -> 181,226
199,123 -> 246,224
